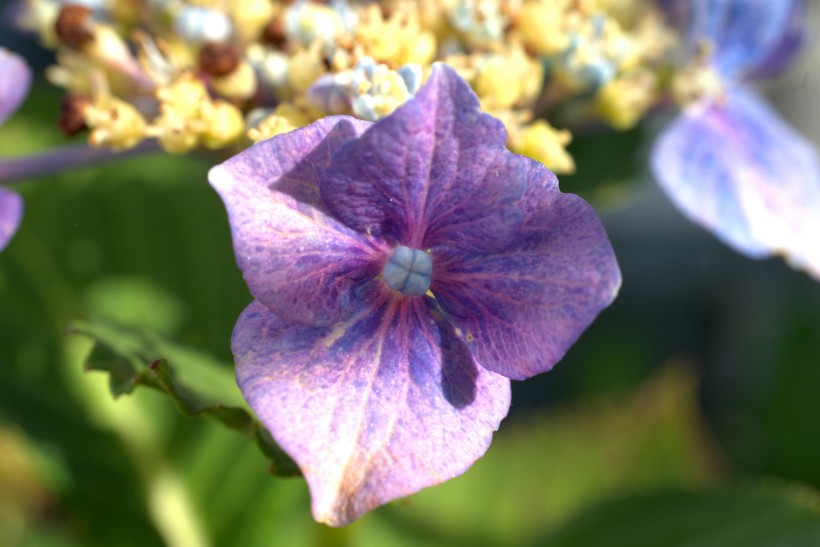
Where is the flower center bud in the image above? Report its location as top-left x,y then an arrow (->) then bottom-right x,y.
382,246 -> 432,296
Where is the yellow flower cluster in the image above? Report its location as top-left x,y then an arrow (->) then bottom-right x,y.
20,0 -> 678,173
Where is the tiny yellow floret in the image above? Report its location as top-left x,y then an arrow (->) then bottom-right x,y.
511,120 -> 576,174
595,69 -> 657,130
84,96 -> 147,151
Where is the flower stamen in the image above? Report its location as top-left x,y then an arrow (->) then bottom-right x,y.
382,245 -> 432,296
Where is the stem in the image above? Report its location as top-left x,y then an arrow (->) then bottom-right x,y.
0,141 -> 160,185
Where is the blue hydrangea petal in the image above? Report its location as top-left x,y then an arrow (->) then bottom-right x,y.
0,188 -> 23,252
686,0 -> 803,78
431,160 -> 622,380
0,49 -> 31,125
655,0 -> 692,31
209,117 -> 383,326
233,298 -> 511,526
651,87 -> 820,279
748,0 -> 806,79
319,63 -> 525,254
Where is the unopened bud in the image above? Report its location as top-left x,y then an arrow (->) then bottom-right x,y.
174,6 -> 233,44
260,15 -> 287,49
199,42 -> 240,77
59,93 -> 90,135
55,4 -> 94,49
212,60 -> 258,101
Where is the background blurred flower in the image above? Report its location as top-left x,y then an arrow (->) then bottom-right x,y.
652,0 -> 820,279
0,187 -> 24,252
0,48 -> 32,251
209,65 -> 620,525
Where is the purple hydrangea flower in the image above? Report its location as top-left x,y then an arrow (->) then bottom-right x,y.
209,64 -> 621,525
0,48 -> 31,252
652,0 -> 820,279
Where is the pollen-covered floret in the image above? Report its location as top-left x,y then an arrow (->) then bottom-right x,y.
19,0 -> 679,171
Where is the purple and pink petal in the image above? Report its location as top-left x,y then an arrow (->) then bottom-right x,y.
211,63 -> 620,526
432,160 -> 621,380
209,117 -> 384,326
674,0 -> 804,78
0,188 -> 23,252
0,49 -> 31,126
320,65 -> 525,254
0,49 -> 30,252
652,87 -> 820,279
233,298 -> 510,525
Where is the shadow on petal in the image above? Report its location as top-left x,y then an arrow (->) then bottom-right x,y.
273,118 -> 372,210
212,116 -> 371,213
234,299 -> 511,525
437,319 -> 478,410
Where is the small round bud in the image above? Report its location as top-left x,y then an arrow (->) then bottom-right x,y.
201,100 -> 245,148
59,93 -> 90,135
84,96 -> 147,151
174,6 -> 233,44
260,15 -> 287,48
55,4 -> 94,49
199,42 -> 240,77
211,60 -> 258,101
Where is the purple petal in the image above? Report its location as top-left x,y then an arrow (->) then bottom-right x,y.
0,187 -> 23,251
651,87 -> 820,279
749,0 -> 806,79
209,117 -> 386,326
0,48 -> 31,125
233,298 -> 511,526
685,0 -> 803,78
212,115 -> 371,210
431,160 -> 622,380
320,63 -> 524,254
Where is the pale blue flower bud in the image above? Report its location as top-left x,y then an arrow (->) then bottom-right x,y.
383,246 -> 432,296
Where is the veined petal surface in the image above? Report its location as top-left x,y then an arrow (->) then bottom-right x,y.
233,298 -> 511,526
431,160 -> 621,380
320,63 -> 525,253
652,87 -> 820,279
0,188 -> 23,251
209,117 -> 382,326
0,49 -> 31,125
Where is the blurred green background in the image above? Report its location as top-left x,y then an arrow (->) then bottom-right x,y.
2,65 -> 820,547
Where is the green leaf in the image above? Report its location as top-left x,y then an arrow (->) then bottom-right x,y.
83,342 -> 160,397
540,483 -> 820,547
67,318 -> 300,477
82,276 -> 187,337
561,124 -> 645,209
375,362 -> 723,546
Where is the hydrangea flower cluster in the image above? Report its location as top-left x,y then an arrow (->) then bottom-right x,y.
652,0 -> 820,279
9,0 -> 819,279
209,64 -> 621,525
19,0 -> 676,173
